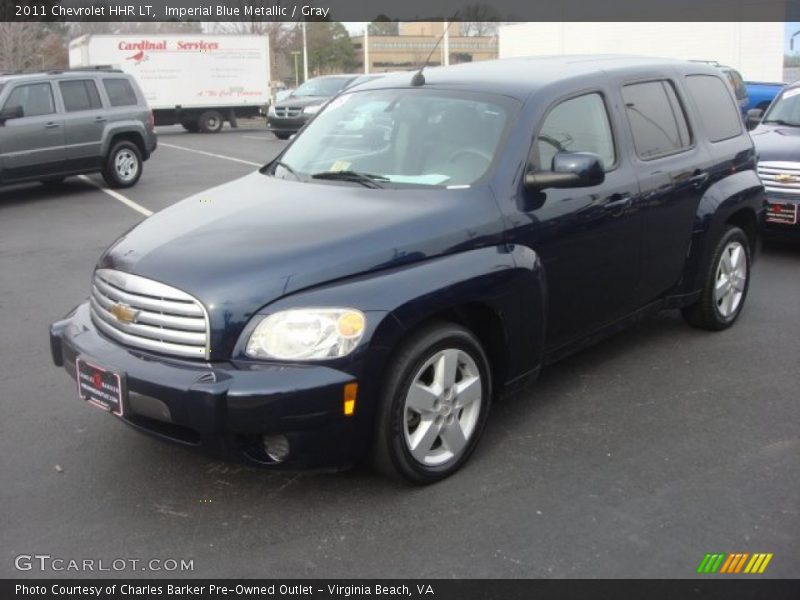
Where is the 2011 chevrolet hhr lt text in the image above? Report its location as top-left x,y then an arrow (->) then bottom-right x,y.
50,57 -> 765,483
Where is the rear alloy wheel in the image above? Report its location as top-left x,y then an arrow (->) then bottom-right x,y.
102,141 -> 142,189
682,226 -> 751,330
374,322 -> 491,484
198,110 -> 224,133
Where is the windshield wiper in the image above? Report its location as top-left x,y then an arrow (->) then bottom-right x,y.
311,170 -> 388,189
763,118 -> 800,127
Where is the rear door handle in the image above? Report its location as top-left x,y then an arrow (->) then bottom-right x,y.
44,122 -> 60,129
606,193 -> 632,216
94,116 -> 107,123
689,171 -> 709,188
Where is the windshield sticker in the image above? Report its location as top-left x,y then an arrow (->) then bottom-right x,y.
329,160 -> 352,172
782,88 -> 800,100
325,95 -> 351,112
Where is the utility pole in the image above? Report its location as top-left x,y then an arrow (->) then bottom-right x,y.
302,21 -> 309,82
291,51 -> 300,87
443,21 -> 450,66
364,23 -> 370,74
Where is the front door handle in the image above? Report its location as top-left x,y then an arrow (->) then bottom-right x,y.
606,193 -> 632,216
689,170 -> 709,189
44,122 -> 60,129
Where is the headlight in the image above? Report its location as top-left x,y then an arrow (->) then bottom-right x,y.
245,309 -> 365,360
268,105 -> 277,116
303,104 -> 322,115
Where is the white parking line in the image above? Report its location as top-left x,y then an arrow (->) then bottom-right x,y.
242,135 -> 271,140
160,142 -> 262,167
77,175 -> 153,217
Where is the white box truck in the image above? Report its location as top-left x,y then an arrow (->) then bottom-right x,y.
69,34 -> 271,133
498,22 -> 784,82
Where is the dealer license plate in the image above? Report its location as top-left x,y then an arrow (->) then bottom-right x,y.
76,357 -> 125,416
766,201 -> 798,225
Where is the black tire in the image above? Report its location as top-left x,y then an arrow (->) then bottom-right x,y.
274,133 -> 291,140
198,110 -> 224,133
373,321 -> 492,484
682,225 -> 751,330
41,176 -> 66,187
181,120 -> 199,132
101,140 -> 142,189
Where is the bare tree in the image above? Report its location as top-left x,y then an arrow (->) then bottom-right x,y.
459,4 -> 501,37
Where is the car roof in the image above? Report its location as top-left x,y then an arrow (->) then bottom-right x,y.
0,69 -> 125,85
350,55 -> 724,100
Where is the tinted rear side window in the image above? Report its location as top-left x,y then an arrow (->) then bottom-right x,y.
103,78 -> 137,107
59,79 -> 102,112
685,75 -> 743,142
622,80 -> 691,160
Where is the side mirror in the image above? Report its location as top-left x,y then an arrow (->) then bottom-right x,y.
524,151 -> 605,190
0,105 -> 23,123
746,108 -> 764,131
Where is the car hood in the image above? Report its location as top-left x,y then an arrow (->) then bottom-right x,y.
98,172 -> 503,358
751,124 -> 800,163
275,95 -> 329,108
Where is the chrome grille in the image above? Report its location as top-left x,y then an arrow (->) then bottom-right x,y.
757,161 -> 800,195
275,106 -> 302,118
90,269 -> 209,359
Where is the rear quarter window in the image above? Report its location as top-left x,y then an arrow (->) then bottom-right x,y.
103,78 -> 138,107
684,75 -> 743,143
621,80 -> 692,160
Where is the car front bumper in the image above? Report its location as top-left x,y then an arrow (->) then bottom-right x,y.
49,302 -> 362,469
266,115 -> 309,135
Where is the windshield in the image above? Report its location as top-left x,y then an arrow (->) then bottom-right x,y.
291,77 -> 352,98
762,88 -> 800,126
273,88 -> 516,188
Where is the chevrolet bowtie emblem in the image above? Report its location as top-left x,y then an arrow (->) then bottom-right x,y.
775,173 -> 799,184
110,303 -> 139,324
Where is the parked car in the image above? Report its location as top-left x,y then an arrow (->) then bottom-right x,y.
745,80 -> 786,113
50,57 -> 764,483
0,68 -> 156,188
266,74 -> 361,140
750,82 -> 800,239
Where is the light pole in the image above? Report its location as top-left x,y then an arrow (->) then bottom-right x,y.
302,21 -> 309,82
291,51 -> 300,87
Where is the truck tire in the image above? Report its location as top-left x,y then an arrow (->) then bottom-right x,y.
274,133 -> 291,140
181,120 -> 199,133
682,225 -> 751,330
198,110 -> 223,133
102,140 -> 142,189
373,321 -> 492,484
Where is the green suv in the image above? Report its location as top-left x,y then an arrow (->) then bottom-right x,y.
0,68 -> 157,188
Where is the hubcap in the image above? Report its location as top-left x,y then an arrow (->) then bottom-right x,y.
714,241 -> 747,318
114,150 -> 138,182
403,348 -> 482,467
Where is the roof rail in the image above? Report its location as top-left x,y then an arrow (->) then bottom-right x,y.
689,59 -> 723,67
47,66 -> 122,74
0,66 -> 123,77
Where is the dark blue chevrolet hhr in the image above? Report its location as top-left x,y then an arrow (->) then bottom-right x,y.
50,56 -> 765,483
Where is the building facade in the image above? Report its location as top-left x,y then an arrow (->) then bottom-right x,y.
352,22 -> 498,73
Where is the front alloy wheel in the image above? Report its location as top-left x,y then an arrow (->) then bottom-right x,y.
403,348 -> 482,467
374,322 -> 491,484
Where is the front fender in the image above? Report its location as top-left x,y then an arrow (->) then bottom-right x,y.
231,245 -> 546,458
238,244 -> 546,386
678,169 -> 764,295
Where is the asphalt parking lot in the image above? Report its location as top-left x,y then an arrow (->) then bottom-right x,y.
1,122 -> 798,579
